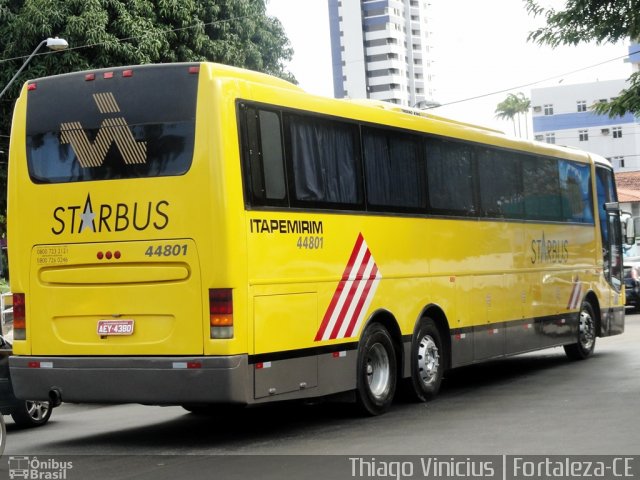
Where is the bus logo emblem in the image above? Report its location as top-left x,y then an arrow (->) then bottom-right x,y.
315,233 -> 382,341
59,92 -> 147,168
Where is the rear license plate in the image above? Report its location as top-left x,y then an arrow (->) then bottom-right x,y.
97,319 -> 134,336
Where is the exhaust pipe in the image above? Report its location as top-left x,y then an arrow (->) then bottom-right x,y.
48,388 -> 62,408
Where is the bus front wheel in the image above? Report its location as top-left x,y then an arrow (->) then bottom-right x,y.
564,301 -> 597,360
355,323 -> 397,416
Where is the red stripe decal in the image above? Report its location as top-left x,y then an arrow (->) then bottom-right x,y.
315,233 -> 381,342
344,265 -> 379,338
328,250 -> 372,339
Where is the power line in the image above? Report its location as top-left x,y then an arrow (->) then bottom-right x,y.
0,14 -> 637,113
428,50 -> 640,109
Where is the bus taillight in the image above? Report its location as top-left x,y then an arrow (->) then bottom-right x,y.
209,289 -> 233,339
13,293 -> 26,340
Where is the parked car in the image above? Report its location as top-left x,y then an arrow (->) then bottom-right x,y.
624,263 -> 640,312
0,335 -> 53,427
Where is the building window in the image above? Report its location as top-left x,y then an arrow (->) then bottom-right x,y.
613,126 -> 622,138
610,156 -> 625,168
365,8 -> 386,17
544,104 -> 554,115
577,100 -> 587,112
579,130 -> 589,141
545,133 -> 556,144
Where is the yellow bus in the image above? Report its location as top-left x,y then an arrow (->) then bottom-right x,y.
7,62 -> 625,415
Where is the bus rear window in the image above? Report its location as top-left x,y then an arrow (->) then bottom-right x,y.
25,64 -> 198,183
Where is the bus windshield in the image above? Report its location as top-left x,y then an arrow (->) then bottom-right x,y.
25,64 -> 199,184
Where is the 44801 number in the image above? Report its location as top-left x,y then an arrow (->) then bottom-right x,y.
297,236 -> 323,250
145,244 -> 188,257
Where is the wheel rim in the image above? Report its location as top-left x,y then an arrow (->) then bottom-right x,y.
579,308 -> 595,351
417,334 -> 440,386
25,401 -> 50,422
365,342 -> 391,399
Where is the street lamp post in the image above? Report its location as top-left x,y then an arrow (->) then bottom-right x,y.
0,37 -> 68,99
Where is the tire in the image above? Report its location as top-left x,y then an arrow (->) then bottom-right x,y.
407,318 -> 444,402
355,323 -> 397,416
10,400 -> 52,428
564,301 -> 597,360
0,415 -> 5,456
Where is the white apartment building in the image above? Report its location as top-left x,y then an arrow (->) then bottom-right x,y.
328,0 -> 435,107
531,43 -> 640,173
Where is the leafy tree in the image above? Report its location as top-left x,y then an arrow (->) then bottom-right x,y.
0,0 -> 295,233
525,0 -> 640,117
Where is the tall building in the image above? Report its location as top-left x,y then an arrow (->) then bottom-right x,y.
531,79 -> 640,172
328,0 -> 435,107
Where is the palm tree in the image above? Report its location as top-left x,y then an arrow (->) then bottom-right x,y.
495,92 -> 531,138
495,94 -> 519,136
515,92 -> 531,139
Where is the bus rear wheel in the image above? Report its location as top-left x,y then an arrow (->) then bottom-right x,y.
355,323 -> 397,416
564,301 -> 597,360
408,318 -> 444,402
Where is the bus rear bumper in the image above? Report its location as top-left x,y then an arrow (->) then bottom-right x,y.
9,355 -> 249,405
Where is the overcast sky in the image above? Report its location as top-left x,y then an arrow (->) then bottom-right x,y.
266,0 -> 633,134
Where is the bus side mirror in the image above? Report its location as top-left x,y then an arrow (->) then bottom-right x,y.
626,217 -> 640,246
605,201 -> 620,213
624,217 -> 635,245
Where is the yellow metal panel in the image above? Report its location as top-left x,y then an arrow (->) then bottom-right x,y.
254,293 -> 317,354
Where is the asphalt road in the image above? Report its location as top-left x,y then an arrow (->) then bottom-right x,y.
1,313 -> 639,479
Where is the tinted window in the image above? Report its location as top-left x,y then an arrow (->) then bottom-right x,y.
559,160 -> 593,223
242,107 -> 287,206
363,127 -> 426,210
523,156 -> 561,221
287,114 -> 362,206
596,165 -> 618,246
26,64 -> 198,183
426,138 -> 476,214
477,148 -> 523,218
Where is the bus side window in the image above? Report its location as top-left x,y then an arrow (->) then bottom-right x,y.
523,156 -> 562,221
242,107 -> 287,206
362,127 -> 426,211
258,111 -> 287,202
477,148 -> 524,218
425,138 -> 476,215
286,114 -> 362,208
558,160 -> 593,224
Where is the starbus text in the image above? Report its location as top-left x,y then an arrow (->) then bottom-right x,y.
51,198 -> 169,235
